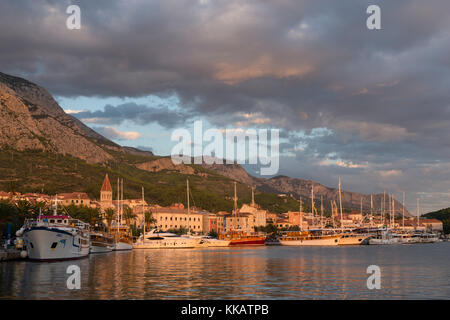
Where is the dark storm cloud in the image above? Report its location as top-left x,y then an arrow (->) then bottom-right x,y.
74,102 -> 193,128
1,0 -> 450,211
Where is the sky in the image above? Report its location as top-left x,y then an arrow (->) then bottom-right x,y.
0,0 -> 450,213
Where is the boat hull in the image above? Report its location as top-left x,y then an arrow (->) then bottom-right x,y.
113,242 -> 133,251
338,235 -> 371,245
133,237 -> 201,249
23,227 -> 89,261
280,236 -> 340,246
200,239 -> 231,247
229,238 -> 266,246
369,238 -> 398,245
90,243 -> 114,253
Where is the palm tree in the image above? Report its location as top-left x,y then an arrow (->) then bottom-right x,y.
123,207 -> 137,226
145,210 -> 156,230
104,208 -> 115,230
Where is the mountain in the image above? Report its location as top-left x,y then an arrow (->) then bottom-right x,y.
0,71 -> 408,215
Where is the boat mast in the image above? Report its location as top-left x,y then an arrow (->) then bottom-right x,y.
187,179 -> 190,233
54,194 -> 58,216
416,197 -> 420,229
330,200 -> 335,228
392,195 -> 395,228
234,181 -> 238,231
388,194 -> 392,228
142,186 -> 145,236
383,190 -> 386,226
320,195 -> 324,228
120,178 -> 123,226
338,177 -> 343,232
370,194 -> 373,226
299,194 -> 303,231
402,192 -> 405,229
311,184 -> 314,218
117,178 -> 120,234
251,186 -> 255,207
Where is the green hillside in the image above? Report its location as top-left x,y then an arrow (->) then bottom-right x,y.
0,149 -> 303,214
423,208 -> 450,234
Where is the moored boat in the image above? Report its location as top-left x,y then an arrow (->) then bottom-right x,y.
338,233 -> 372,245
90,231 -> 114,253
19,214 -> 90,261
133,229 -> 201,249
198,236 -> 231,247
279,230 -> 341,246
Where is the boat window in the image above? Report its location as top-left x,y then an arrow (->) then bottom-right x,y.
50,219 -> 55,223
30,242 -> 34,248
51,242 -> 58,249
57,220 -> 62,223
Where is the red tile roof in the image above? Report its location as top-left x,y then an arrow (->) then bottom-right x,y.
101,174 -> 112,192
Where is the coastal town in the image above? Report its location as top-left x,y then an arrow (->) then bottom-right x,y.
0,174 -> 443,246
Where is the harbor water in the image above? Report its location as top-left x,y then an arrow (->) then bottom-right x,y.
1,242 -> 449,299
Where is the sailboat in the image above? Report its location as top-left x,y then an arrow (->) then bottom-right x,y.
113,178 -> 133,251
219,182 -> 266,246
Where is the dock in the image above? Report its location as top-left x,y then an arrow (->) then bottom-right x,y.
0,249 -> 22,262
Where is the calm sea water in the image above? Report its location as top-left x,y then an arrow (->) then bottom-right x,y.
1,242 -> 449,299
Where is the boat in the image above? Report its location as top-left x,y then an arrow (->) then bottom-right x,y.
17,196 -> 90,261
369,229 -> 398,245
112,178 -> 132,251
18,211 -> 90,261
279,230 -> 341,246
419,232 -> 439,243
394,232 -> 421,244
198,236 -> 231,247
113,225 -> 133,251
219,230 -> 266,246
133,229 -> 201,249
338,232 -> 372,245
90,231 -> 114,253
218,182 -> 266,246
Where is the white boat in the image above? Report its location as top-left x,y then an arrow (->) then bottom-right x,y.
279,230 -> 341,246
369,229 -> 399,245
338,233 -> 372,245
133,229 -> 202,249
90,232 -> 114,253
198,236 -> 231,247
419,232 -> 439,243
114,241 -> 133,251
394,232 -> 421,244
19,215 -> 90,261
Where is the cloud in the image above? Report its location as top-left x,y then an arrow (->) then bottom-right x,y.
1,0 -> 450,211
93,126 -> 141,141
75,102 -> 192,128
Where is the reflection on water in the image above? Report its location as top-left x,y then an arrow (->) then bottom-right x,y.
1,243 -> 449,299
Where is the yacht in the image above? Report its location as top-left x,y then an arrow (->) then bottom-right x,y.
198,236 -> 231,247
133,229 -> 201,249
394,232 -> 421,244
279,230 -> 341,246
90,231 -> 114,253
419,232 -> 439,243
369,229 -> 399,245
17,214 -> 90,261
